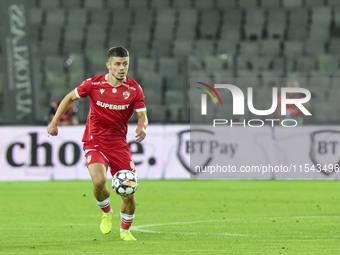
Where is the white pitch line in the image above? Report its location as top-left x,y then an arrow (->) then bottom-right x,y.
130,219 -> 251,236
131,215 -> 340,237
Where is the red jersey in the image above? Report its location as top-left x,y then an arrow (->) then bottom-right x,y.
75,74 -> 146,142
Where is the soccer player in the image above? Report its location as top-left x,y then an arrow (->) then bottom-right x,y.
47,47 -> 147,241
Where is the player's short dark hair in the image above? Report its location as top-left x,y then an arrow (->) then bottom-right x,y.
108,46 -> 129,60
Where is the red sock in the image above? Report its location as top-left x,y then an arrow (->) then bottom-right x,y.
120,212 -> 134,231
97,197 -> 111,214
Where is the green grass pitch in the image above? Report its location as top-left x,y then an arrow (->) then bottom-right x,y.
0,180 -> 339,254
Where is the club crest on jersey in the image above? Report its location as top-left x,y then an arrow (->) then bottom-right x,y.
100,89 -> 105,94
87,155 -> 92,163
112,88 -> 117,93
123,91 -> 130,99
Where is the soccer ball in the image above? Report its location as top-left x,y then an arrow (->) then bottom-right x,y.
112,170 -> 138,196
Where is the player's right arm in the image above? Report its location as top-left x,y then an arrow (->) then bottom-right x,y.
47,90 -> 79,136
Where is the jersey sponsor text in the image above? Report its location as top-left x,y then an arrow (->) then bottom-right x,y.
96,100 -> 130,110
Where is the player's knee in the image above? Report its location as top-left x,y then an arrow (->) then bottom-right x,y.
92,176 -> 107,189
122,194 -> 135,203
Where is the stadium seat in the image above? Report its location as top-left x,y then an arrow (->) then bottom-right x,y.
152,9 -> 176,56
30,8 -> 43,27
129,39 -> 150,57
137,57 -> 157,76
67,9 -> 88,27
165,90 -> 185,105
107,10 -> 131,47
158,57 -> 180,76
61,0 -> 81,8
128,0 -> 149,9
266,9 -> 287,39
83,0 -> 104,8
194,0 -> 215,9
129,10 -> 154,55
259,70 -> 284,79
216,40 -> 238,56
215,0 -> 236,9
334,9 -> 340,27
140,72 -> 164,97
188,70 -> 207,78
238,41 -> 260,56
283,40 -> 304,57
89,9 -> 110,26
198,10 -> 221,39
177,9 -> 198,26
131,10 -> 154,44
270,57 -> 285,75
166,104 -> 186,123
237,55 -> 272,72
40,0 -> 60,9
29,8 -> 43,43
219,26 -> 241,43
220,10 -> 242,41
192,40 -> 215,57
44,55 -> 65,77
327,0 -> 340,8
63,26 -> 86,54
286,8 -> 309,40
282,0 -> 303,8
40,10 -> 66,54
244,9 -> 265,40
65,54 -> 85,81
172,40 -> 193,57
317,55 -> 339,77
145,104 -> 167,122
187,56 -> 204,72
259,40 -> 282,56
43,55 -> 67,89
133,9 -> 154,28
176,24 -> 196,41
304,40 -> 326,57
45,9 -> 66,28
328,39 -> 340,55
85,25 -> 107,51
221,9 -> 242,28
152,41 -> 172,57
261,0 -> 280,8
173,0 -> 193,8
238,0 -> 259,8
106,0 -> 126,8
164,75 -> 186,99
212,69 -> 234,78
143,89 -> 163,105
311,7 -> 331,25
156,9 -> 176,25
62,9 -> 88,54
149,0 -> 170,8
86,50 -> 106,76
295,56 -> 317,73
236,70 -> 260,78
204,56 -> 227,73
304,0 -> 325,7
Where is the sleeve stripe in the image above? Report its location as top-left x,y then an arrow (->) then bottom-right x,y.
135,108 -> 146,112
74,88 -> 81,98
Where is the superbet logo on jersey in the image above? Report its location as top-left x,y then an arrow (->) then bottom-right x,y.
96,100 -> 130,110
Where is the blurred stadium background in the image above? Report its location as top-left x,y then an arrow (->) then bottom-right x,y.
0,0 -> 339,125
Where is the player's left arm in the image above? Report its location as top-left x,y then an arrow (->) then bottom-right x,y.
135,110 -> 148,142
